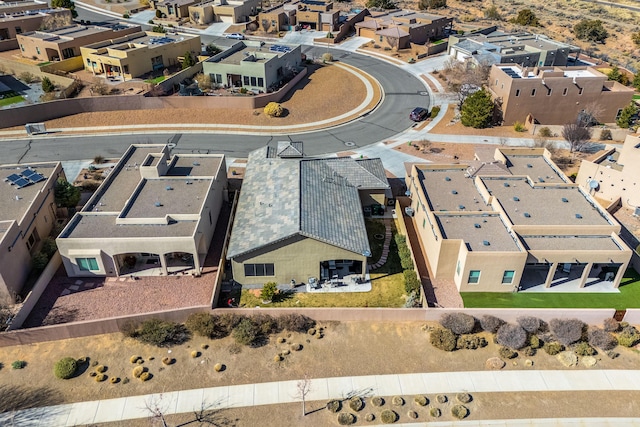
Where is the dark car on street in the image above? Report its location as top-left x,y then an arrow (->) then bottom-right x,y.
410,107 -> 429,122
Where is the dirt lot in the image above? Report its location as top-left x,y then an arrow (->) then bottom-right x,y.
1,321 -> 640,425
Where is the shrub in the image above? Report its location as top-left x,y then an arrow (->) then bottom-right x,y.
391,396 -> 404,406
496,323 -> 527,349
191,351 -> 200,358
337,413 -> 355,425
517,316 -> 542,333
589,329 -> 617,350
322,52 -> 333,62
214,363 -> 224,372
529,334 -> 541,349
617,326 -> 640,347
54,357 -> 77,379
155,9 -> 162,17
523,346 -> 536,357
543,341 -> 564,355
599,129 -> 612,140
139,371 -> 151,381
380,410 -> 398,423
95,373 -> 107,382
19,72 -> 36,84
31,252 -> 49,272
130,355 -> 141,364
41,238 -> 57,258
498,346 -> 517,359
538,126 -> 553,137
430,328 -> 457,351
162,357 -> 174,365
603,318 -> 620,333
573,341 -> 597,356
430,105 -> 441,117
436,394 -> 447,404
549,318 -> 585,346
264,102 -> 284,117
403,269 -> 420,294
307,328 -> 316,336
128,319 -> 191,347
327,400 -> 341,413
451,405 -> 469,419
456,334 -> 488,350
414,395 -> 428,406
371,396 -> 384,407
110,377 -> 119,384
349,396 -> 364,411
430,407 -> 441,417
513,121 -> 526,132
290,343 -> 302,351
439,312 -> 475,334
201,343 -> 209,350
456,393 -> 472,403
123,13 -> 129,18
41,77 -> 55,93
12,360 -> 26,370
96,365 -> 106,373
185,312 -> 216,337
408,409 -> 418,418
273,354 -> 282,362
260,282 -> 278,301
132,366 -> 145,378
233,318 -> 260,346
480,315 -> 505,333
278,313 -> 315,332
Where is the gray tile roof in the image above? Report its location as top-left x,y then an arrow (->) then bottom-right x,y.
276,141 -> 304,158
227,147 -> 390,258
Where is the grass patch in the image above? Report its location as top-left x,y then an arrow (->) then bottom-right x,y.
633,94 -> 640,100
0,95 -> 24,107
462,268 -> 640,310
144,76 -> 166,84
433,39 -> 447,45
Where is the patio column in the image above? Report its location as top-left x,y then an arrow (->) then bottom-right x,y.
578,262 -> 593,288
613,261 -> 629,289
544,262 -> 558,288
159,254 -> 168,276
193,252 -> 201,274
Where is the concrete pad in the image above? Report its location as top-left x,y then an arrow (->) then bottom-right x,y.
561,370 -> 609,390
201,386 -> 230,408
254,381 -> 280,406
277,379 -> 299,405
175,388 -> 204,413
350,375 -> 378,397
120,395 -> 151,421
11,405 -> 70,427
227,384 -> 254,408
445,371 -> 476,392
603,370 -> 640,390
422,372 -> 451,393
538,371 -> 573,391
305,378 -> 330,401
93,398 -> 127,423
396,373 -> 426,395
512,371 -> 548,391
326,376 -> 354,399
374,374 -> 403,396
468,371 -> 501,392
493,371 -> 529,392
477,421 -> 509,426
65,400 -> 99,425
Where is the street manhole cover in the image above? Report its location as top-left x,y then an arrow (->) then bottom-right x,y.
344,141 -> 356,147
419,91 -> 429,96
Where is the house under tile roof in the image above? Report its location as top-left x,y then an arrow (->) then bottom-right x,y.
227,146 -> 390,259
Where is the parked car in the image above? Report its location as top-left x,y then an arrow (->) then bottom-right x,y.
409,107 -> 429,122
226,33 -> 245,40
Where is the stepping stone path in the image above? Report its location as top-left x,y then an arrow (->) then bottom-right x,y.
370,220 -> 392,270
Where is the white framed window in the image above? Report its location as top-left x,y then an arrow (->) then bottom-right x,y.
468,270 -> 481,284
502,270 -> 515,284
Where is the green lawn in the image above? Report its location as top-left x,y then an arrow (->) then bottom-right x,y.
462,268 -> 640,310
0,95 -> 24,107
633,94 -> 640,100
144,76 -> 166,84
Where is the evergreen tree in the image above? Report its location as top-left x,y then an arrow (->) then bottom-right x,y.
616,103 -> 638,129
460,89 -> 494,129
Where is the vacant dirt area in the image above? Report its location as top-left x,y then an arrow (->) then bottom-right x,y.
20,63 -> 372,130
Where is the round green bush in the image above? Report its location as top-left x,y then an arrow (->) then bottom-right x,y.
451,404 -> 469,419
349,396 -> 364,412
430,328 -> 457,351
12,360 -> 26,370
380,410 -> 398,424
371,396 -> 384,407
54,357 -> 78,379
499,346 -> 518,359
327,400 -> 341,413
430,407 -> 441,417
337,412 -> 356,425
543,341 -> 565,355
414,395 -> 428,406
456,392 -> 472,403
391,396 -> 404,406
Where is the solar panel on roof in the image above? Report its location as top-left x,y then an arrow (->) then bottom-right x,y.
21,169 -> 37,179
21,169 -> 45,183
6,173 -> 21,183
12,177 -> 31,188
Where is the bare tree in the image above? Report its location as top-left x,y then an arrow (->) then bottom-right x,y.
578,101 -> 605,127
146,394 -> 170,427
561,122 -> 592,153
443,58 -> 490,106
533,135 -> 556,154
145,394 -> 235,427
294,376 -> 312,416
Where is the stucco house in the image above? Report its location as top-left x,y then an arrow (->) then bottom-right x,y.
0,2 -> 72,51
188,0 -> 258,25
57,144 -> 227,278
226,142 -> 391,286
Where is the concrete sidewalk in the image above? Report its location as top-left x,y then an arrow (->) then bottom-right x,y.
3,370 -> 640,426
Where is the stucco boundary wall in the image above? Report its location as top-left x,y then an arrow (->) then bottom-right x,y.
622,309 -> 640,324
394,198 -> 426,306
528,124 -> 632,142
7,252 -> 62,331
0,67 -> 308,129
210,191 -> 239,308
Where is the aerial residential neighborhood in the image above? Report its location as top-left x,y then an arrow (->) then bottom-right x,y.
1,0 -> 640,424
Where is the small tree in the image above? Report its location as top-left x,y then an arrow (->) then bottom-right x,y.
194,73 -> 212,90
510,9 -> 540,27
561,122 -> 592,153
607,65 -> 629,85
419,0 -> 446,9
295,376 -> 312,416
549,318 -> 585,346
51,0 -> 77,18
182,51 -> 195,69
496,323 -> 527,349
366,0 -> 396,8
573,19 -> 608,42
261,282 -> 278,302
41,77 -> 55,93
616,103 -> 638,129
439,313 -> 475,335
479,315 -> 504,333
632,31 -> 640,46
152,24 -> 166,33
54,179 -> 80,208
460,89 -> 494,129
633,71 -> 640,90
206,43 -> 221,56
484,5 -> 502,20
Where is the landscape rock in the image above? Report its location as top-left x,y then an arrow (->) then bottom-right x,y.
524,359 -> 534,367
581,356 -> 597,367
485,357 -> 506,370
557,351 -> 578,367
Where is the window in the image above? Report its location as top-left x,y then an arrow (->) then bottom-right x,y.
467,270 -> 481,284
215,73 -> 222,84
123,65 -> 129,74
62,47 -> 74,59
515,89 -> 520,97
531,88 -> 536,96
87,58 -> 91,66
502,270 -> 515,284
36,47 -> 40,55
250,76 -> 257,86
15,26 -> 22,34
77,257 -> 99,271
244,263 -> 275,276
243,76 -> 249,85
26,229 -> 40,251
563,87 -> 568,96
422,218 -> 426,229
20,44 -> 24,52
456,260 -> 461,276
257,77 -> 264,87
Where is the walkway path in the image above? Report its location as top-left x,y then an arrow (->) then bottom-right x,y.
369,219 -> 392,270
4,370 -> 640,426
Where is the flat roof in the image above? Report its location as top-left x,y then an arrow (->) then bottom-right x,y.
24,25 -> 110,40
482,177 -> 611,226
167,156 -> 223,176
64,214 -> 198,238
522,235 -> 623,251
122,178 -> 210,219
416,167 -> 488,212
0,163 -> 58,225
504,154 -> 566,182
210,42 -> 294,66
435,214 -> 521,252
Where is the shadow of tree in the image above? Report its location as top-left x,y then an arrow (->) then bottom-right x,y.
0,385 -> 64,414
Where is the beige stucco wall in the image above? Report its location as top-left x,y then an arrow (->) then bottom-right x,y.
230,235 -> 366,286
455,249 -> 528,292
